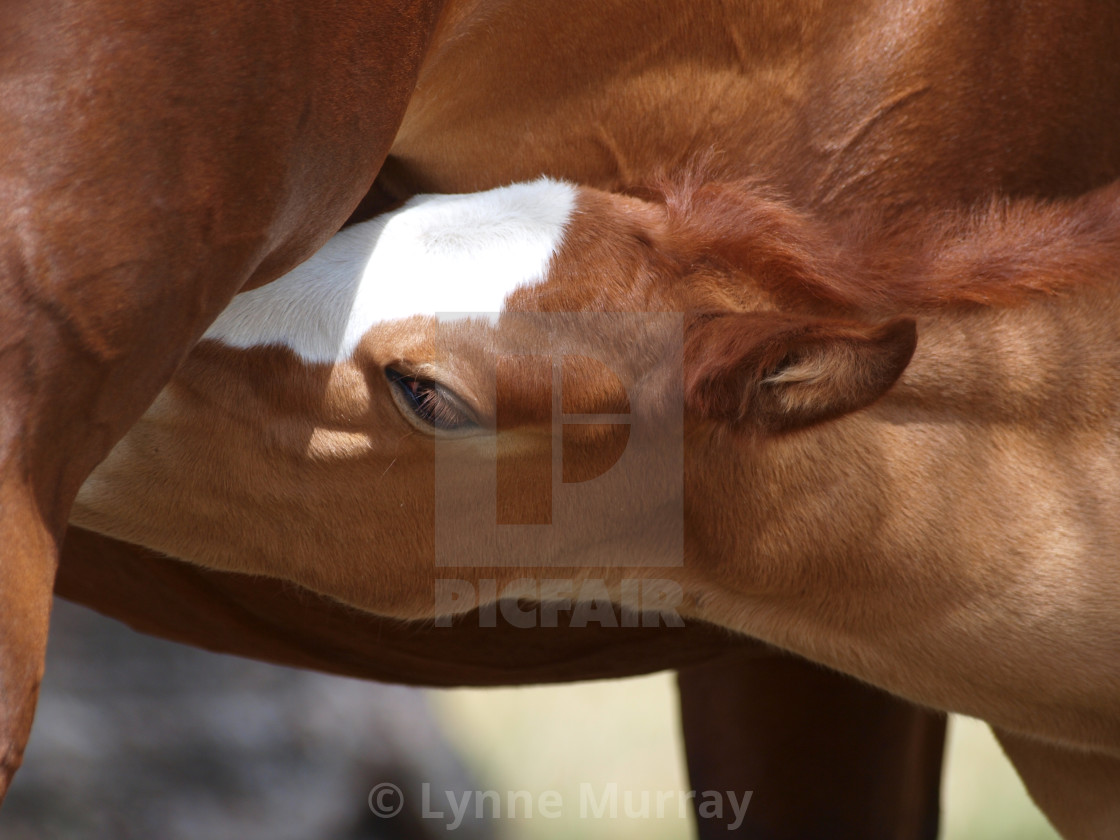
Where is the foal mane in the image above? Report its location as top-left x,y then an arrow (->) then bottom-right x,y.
647,175 -> 1120,316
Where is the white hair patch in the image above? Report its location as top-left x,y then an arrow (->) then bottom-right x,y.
202,178 -> 578,363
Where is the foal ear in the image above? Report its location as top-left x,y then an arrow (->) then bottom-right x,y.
684,313 -> 917,433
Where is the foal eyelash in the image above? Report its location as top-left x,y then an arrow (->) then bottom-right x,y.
385,368 -> 475,432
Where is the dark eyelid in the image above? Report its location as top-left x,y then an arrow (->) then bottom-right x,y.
386,367 -> 424,409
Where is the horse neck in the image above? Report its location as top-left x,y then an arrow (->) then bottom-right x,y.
683,285 -> 1120,739
689,181 -> 1120,603
691,283 -> 1120,623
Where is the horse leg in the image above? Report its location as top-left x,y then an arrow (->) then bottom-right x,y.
0,480 -> 55,800
0,247 -> 98,799
996,727 -> 1120,839
0,0 -> 446,802
0,235 -> 216,801
678,650 -> 945,839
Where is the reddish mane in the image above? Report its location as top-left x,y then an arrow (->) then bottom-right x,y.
651,177 -> 1120,316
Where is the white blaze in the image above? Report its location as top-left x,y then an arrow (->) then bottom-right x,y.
203,178 -> 578,363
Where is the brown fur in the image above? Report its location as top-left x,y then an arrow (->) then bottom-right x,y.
75,177 -> 1120,836
683,311 -> 916,432
382,0 -> 1120,216
658,177 -> 1120,314
0,0 -> 446,800
53,0 -> 1120,834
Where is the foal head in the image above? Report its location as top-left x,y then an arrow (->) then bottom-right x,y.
74,178 -> 916,619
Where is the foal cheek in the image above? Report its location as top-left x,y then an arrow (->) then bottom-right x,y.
561,423 -> 630,485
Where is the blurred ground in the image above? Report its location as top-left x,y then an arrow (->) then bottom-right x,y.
0,600 -> 491,840
0,600 -> 1059,838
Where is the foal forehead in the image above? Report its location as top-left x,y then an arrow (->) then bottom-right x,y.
202,179 -> 579,363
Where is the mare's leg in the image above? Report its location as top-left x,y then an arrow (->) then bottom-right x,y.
679,650 -> 945,839
0,487 -> 53,800
996,728 -> 1120,840
0,0 -> 445,800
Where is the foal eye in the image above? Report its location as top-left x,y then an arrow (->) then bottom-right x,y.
385,367 -> 476,432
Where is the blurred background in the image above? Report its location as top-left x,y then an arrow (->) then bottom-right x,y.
0,599 -> 1058,839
